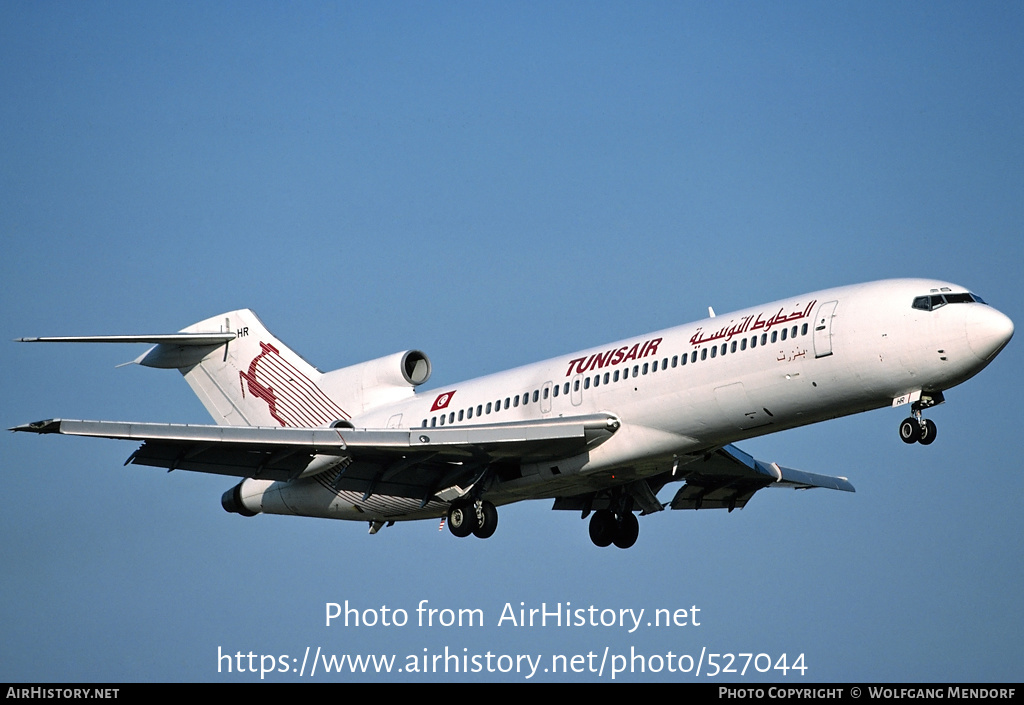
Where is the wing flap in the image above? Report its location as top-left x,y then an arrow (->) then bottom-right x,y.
11,414 -> 620,491
669,443 -> 854,511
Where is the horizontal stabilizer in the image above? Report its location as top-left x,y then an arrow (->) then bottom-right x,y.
16,333 -> 236,345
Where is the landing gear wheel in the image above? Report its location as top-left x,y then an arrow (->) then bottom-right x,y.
447,503 -> 477,538
589,510 -> 617,547
918,419 -> 937,445
613,512 -> 640,549
899,418 -> 919,444
472,501 -> 498,539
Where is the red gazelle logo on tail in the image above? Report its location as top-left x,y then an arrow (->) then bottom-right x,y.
239,342 -> 349,426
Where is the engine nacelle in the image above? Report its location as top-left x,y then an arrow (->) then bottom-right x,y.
221,477 -> 382,521
318,350 -> 431,417
221,481 -> 261,516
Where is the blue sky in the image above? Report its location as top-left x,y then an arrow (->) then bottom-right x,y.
2,2 -> 1022,682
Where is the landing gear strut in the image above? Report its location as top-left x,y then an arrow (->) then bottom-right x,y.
447,499 -> 498,539
898,393 -> 943,445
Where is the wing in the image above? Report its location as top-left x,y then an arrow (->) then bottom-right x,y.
667,443 -> 855,511
552,442 -> 854,515
11,414 -> 621,500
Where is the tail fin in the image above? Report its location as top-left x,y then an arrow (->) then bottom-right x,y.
138,309 -> 349,427
19,310 -> 427,428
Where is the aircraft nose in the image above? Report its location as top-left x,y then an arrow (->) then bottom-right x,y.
966,305 -> 1014,361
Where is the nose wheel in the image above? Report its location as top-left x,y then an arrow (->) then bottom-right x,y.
898,392 -> 943,445
899,416 -> 937,445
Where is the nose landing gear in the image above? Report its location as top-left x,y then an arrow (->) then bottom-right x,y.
897,391 -> 943,445
899,416 -> 937,445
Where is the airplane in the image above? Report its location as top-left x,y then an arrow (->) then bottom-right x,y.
11,278 -> 1014,548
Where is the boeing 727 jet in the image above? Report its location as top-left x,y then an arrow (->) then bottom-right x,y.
12,278 -> 1013,548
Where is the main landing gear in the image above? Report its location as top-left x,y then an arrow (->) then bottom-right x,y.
446,499 -> 498,539
588,509 -> 640,549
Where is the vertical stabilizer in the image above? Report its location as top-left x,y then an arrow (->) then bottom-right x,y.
139,310 -> 350,427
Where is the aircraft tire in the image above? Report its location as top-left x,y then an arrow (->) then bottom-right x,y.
899,418 -> 919,444
447,503 -> 477,538
918,419 -> 937,445
589,510 -> 617,547
472,501 -> 498,539
613,513 -> 639,549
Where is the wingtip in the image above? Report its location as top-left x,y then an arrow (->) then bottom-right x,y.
10,419 -> 62,433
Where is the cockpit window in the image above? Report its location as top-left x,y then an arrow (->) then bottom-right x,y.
912,292 -> 985,311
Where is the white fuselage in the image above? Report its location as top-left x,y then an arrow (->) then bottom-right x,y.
245,278 -> 1013,522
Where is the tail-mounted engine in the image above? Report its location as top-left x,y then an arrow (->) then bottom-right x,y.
318,350 -> 431,415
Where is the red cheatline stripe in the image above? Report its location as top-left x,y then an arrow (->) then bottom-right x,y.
251,365 -> 321,426
252,357 -> 348,426
258,351 -> 349,423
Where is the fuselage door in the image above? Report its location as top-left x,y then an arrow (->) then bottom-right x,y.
813,300 -> 838,358
570,373 -> 584,406
540,382 -> 553,415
